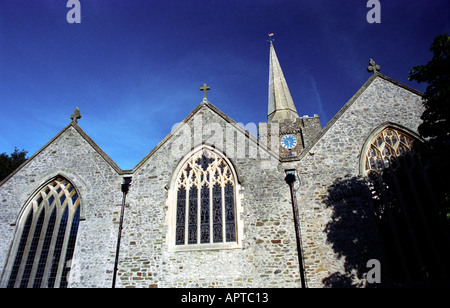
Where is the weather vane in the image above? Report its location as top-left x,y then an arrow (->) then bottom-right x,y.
267,33 -> 275,45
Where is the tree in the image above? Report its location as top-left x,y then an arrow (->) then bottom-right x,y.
322,35 -> 450,287
409,33 -> 450,231
409,34 -> 450,230
0,147 -> 28,182
409,33 -> 450,145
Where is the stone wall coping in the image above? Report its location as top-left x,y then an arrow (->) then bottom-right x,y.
130,100 -> 281,173
0,122 -> 123,187
286,73 -> 424,163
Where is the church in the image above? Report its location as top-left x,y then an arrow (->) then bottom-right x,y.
0,41 -> 424,288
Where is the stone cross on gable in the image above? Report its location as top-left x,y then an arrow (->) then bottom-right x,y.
367,59 -> 381,74
71,107 -> 81,123
200,84 -> 210,101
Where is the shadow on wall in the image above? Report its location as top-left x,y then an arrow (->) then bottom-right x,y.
322,143 -> 450,288
322,175 -> 381,288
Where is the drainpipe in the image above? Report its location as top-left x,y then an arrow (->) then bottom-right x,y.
112,176 -> 132,288
285,169 -> 307,288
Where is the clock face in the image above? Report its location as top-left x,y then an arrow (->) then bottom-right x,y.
281,135 -> 297,149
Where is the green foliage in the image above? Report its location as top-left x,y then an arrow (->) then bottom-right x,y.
409,34 -> 450,229
0,147 -> 28,181
409,34 -> 450,144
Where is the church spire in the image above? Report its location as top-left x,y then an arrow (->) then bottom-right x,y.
267,39 -> 300,122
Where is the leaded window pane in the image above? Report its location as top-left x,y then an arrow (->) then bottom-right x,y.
6,177 -> 81,288
188,186 -> 198,244
200,184 -> 210,244
175,187 -> 186,245
33,207 -> 57,288
7,210 -> 33,288
212,183 -> 223,243
364,128 -> 416,176
20,208 -> 45,288
173,149 -> 237,248
47,206 -> 69,288
60,205 -> 80,288
195,153 -> 215,171
384,157 -> 390,168
224,183 -> 236,242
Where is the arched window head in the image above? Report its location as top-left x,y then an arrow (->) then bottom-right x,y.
3,177 -> 81,288
363,127 -> 417,176
169,148 -> 241,251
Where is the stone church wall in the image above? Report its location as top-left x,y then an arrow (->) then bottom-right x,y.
115,105 -> 301,288
0,105 -> 302,288
0,74 -> 426,289
0,125 -> 123,287
289,75 -> 424,287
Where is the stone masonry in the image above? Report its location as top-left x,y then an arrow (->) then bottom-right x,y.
0,68 -> 424,288
287,73 -> 424,287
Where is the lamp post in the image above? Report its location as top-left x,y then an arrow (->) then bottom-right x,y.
112,176 -> 132,288
285,170 -> 307,288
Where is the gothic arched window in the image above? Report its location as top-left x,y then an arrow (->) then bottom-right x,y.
169,148 -> 241,251
363,127 -> 417,176
4,177 -> 81,288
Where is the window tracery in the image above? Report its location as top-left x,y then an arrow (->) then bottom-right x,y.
5,177 -> 80,288
174,149 -> 237,248
364,127 -> 416,175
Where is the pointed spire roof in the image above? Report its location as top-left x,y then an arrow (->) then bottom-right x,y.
268,42 -> 300,122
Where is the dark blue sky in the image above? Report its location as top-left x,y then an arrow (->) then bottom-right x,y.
1,1 -> 449,169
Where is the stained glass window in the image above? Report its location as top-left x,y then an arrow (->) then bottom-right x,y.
175,186 -> 186,245
5,177 -> 80,288
188,186 -> 198,244
212,183 -> 223,243
174,149 -> 237,247
224,183 -> 236,242
364,127 -> 416,176
200,184 -> 210,244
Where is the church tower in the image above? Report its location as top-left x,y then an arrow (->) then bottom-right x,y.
260,37 -> 321,158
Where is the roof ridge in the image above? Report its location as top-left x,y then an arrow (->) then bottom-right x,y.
0,122 -> 123,187
292,73 -> 424,162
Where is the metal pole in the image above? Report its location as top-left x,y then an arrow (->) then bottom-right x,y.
285,171 -> 307,288
112,177 -> 131,288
